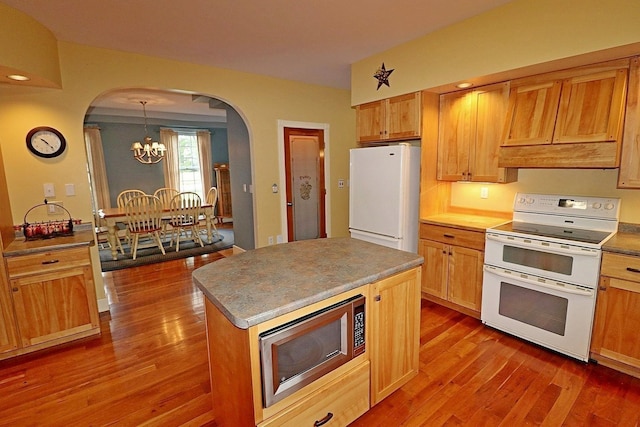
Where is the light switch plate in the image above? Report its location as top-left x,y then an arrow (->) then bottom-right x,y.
65,183 -> 75,196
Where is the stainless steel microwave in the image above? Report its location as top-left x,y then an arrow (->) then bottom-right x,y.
259,294 -> 366,407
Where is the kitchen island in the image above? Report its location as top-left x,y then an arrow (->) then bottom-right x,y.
193,237 -> 423,426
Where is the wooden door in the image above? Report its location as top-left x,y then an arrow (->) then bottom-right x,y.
502,80 -> 562,146
284,128 -> 326,241
387,92 -> 421,140
447,245 -> 483,313
418,239 -> 448,299
11,266 -> 98,347
370,268 -> 420,406
437,90 -> 474,181
356,100 -> 385,142
470,82 -> 514,183
554,68 -> 627,144
591,276 -> 640,368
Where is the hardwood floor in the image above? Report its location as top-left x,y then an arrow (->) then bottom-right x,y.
1,253 -> 640,426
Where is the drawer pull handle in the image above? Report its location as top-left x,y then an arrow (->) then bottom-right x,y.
443,233 -> 455,238
42,259 -> 60,265
626,267 -> 640,274
314,412 -> 333,426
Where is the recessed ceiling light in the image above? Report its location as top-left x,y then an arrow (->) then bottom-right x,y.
456,82 -> 472,89
7,74 -> 30,81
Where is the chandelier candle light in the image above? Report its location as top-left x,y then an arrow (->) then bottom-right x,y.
130,100 -> 166,164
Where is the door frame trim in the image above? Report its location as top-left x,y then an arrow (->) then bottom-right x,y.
277,120 -> 331,241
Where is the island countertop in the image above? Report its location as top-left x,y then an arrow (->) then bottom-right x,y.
192,237 -> 424,329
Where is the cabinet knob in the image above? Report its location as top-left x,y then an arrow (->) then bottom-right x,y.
12,287 -> 18,292
374,295 -> 381,302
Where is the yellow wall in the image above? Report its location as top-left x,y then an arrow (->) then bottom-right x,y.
352,0 -> 640,105
352,0 -> 640,224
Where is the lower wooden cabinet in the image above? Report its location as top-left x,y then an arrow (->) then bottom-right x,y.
418,223 -> 484,317
1,245 -> 100,359
259,361 -> 370,427
0,261 -> 18,354
370,267 -> 421,405
591,252 -> 640,377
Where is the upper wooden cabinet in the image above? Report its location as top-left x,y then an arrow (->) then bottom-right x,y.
618,57 -> 640,188
437,82 -> 517,183
500,59 -> 629,168
356,92 -> 421,143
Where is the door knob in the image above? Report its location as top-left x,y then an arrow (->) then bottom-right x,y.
287,202 -> 293,206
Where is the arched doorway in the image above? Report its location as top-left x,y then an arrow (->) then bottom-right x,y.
84,88 -> 255,252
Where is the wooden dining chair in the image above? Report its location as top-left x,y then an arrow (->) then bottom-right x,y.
200,186 -> 220,239
153,187 -> 179,238
116,189 -> 147,245
117,189 -> 147,208
124,195 -> 166,260
168,192 -> 204,251
153,187 -> 179,209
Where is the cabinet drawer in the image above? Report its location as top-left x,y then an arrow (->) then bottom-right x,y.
419,224 -> 485,251
259,361 -> 370,427
6,247 -> 91,279
601,252 -> 640,283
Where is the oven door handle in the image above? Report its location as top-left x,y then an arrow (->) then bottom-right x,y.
483,266 -> 594,296
485,234 -> 600,257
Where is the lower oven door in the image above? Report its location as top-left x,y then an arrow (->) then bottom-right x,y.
481,264 -> 597,361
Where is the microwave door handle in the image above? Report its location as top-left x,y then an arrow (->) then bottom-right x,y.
485,234 -> 600,257
483,266 -> 594,297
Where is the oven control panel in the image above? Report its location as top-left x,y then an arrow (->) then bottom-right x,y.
513,193 -> 620,220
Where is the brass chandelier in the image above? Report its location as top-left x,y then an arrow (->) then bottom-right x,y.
130,101 -> 166,164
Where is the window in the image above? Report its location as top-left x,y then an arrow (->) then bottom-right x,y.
177,132 -> 203,197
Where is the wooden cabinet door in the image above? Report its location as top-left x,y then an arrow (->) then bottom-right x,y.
554,68 -> 627,144
591,276 -> 640,368
470,82 -> 514,183
370,267 -> 421,406
418,239 -> 447,299
10,265 -> 99,347
356,100 -> 385,142
0,267 -> 18,354
387,92 -> 421,140
618,57 -> 640,188
502,80 -> 562,146
437,90 -> 474,181
447,246 -> 483,313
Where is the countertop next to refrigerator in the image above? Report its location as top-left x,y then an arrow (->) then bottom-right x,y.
421,213 -> 511,232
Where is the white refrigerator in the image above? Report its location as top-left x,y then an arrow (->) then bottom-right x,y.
349,144 -> 420,252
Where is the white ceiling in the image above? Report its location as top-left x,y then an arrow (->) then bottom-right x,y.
2,0 -> 513,90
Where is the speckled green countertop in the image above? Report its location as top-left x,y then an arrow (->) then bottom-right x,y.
192,237 -> 424,329
603,223 -> 640,256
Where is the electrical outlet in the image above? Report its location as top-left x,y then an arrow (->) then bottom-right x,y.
276,235 -> 284,244
268,236 -> 274,245
480,187 -> 489,199
48,201 -> 63,215
338,179 -> 345,189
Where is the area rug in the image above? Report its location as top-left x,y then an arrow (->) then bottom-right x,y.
99,229 -> 234,271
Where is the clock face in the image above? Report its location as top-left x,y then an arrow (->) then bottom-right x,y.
26,127 -> 67,158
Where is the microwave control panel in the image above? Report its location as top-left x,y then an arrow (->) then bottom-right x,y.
353,299 -> 366,356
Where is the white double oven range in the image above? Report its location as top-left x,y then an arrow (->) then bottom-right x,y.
482,193 -> 620,362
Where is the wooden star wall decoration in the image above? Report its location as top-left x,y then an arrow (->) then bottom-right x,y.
373,63 -> 394,90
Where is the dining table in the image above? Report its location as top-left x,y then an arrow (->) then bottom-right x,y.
98,203 -> 216,260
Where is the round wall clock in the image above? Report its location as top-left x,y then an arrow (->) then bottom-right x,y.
26,126 -> 67,158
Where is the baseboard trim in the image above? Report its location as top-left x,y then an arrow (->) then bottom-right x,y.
97,298 -> 110,313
